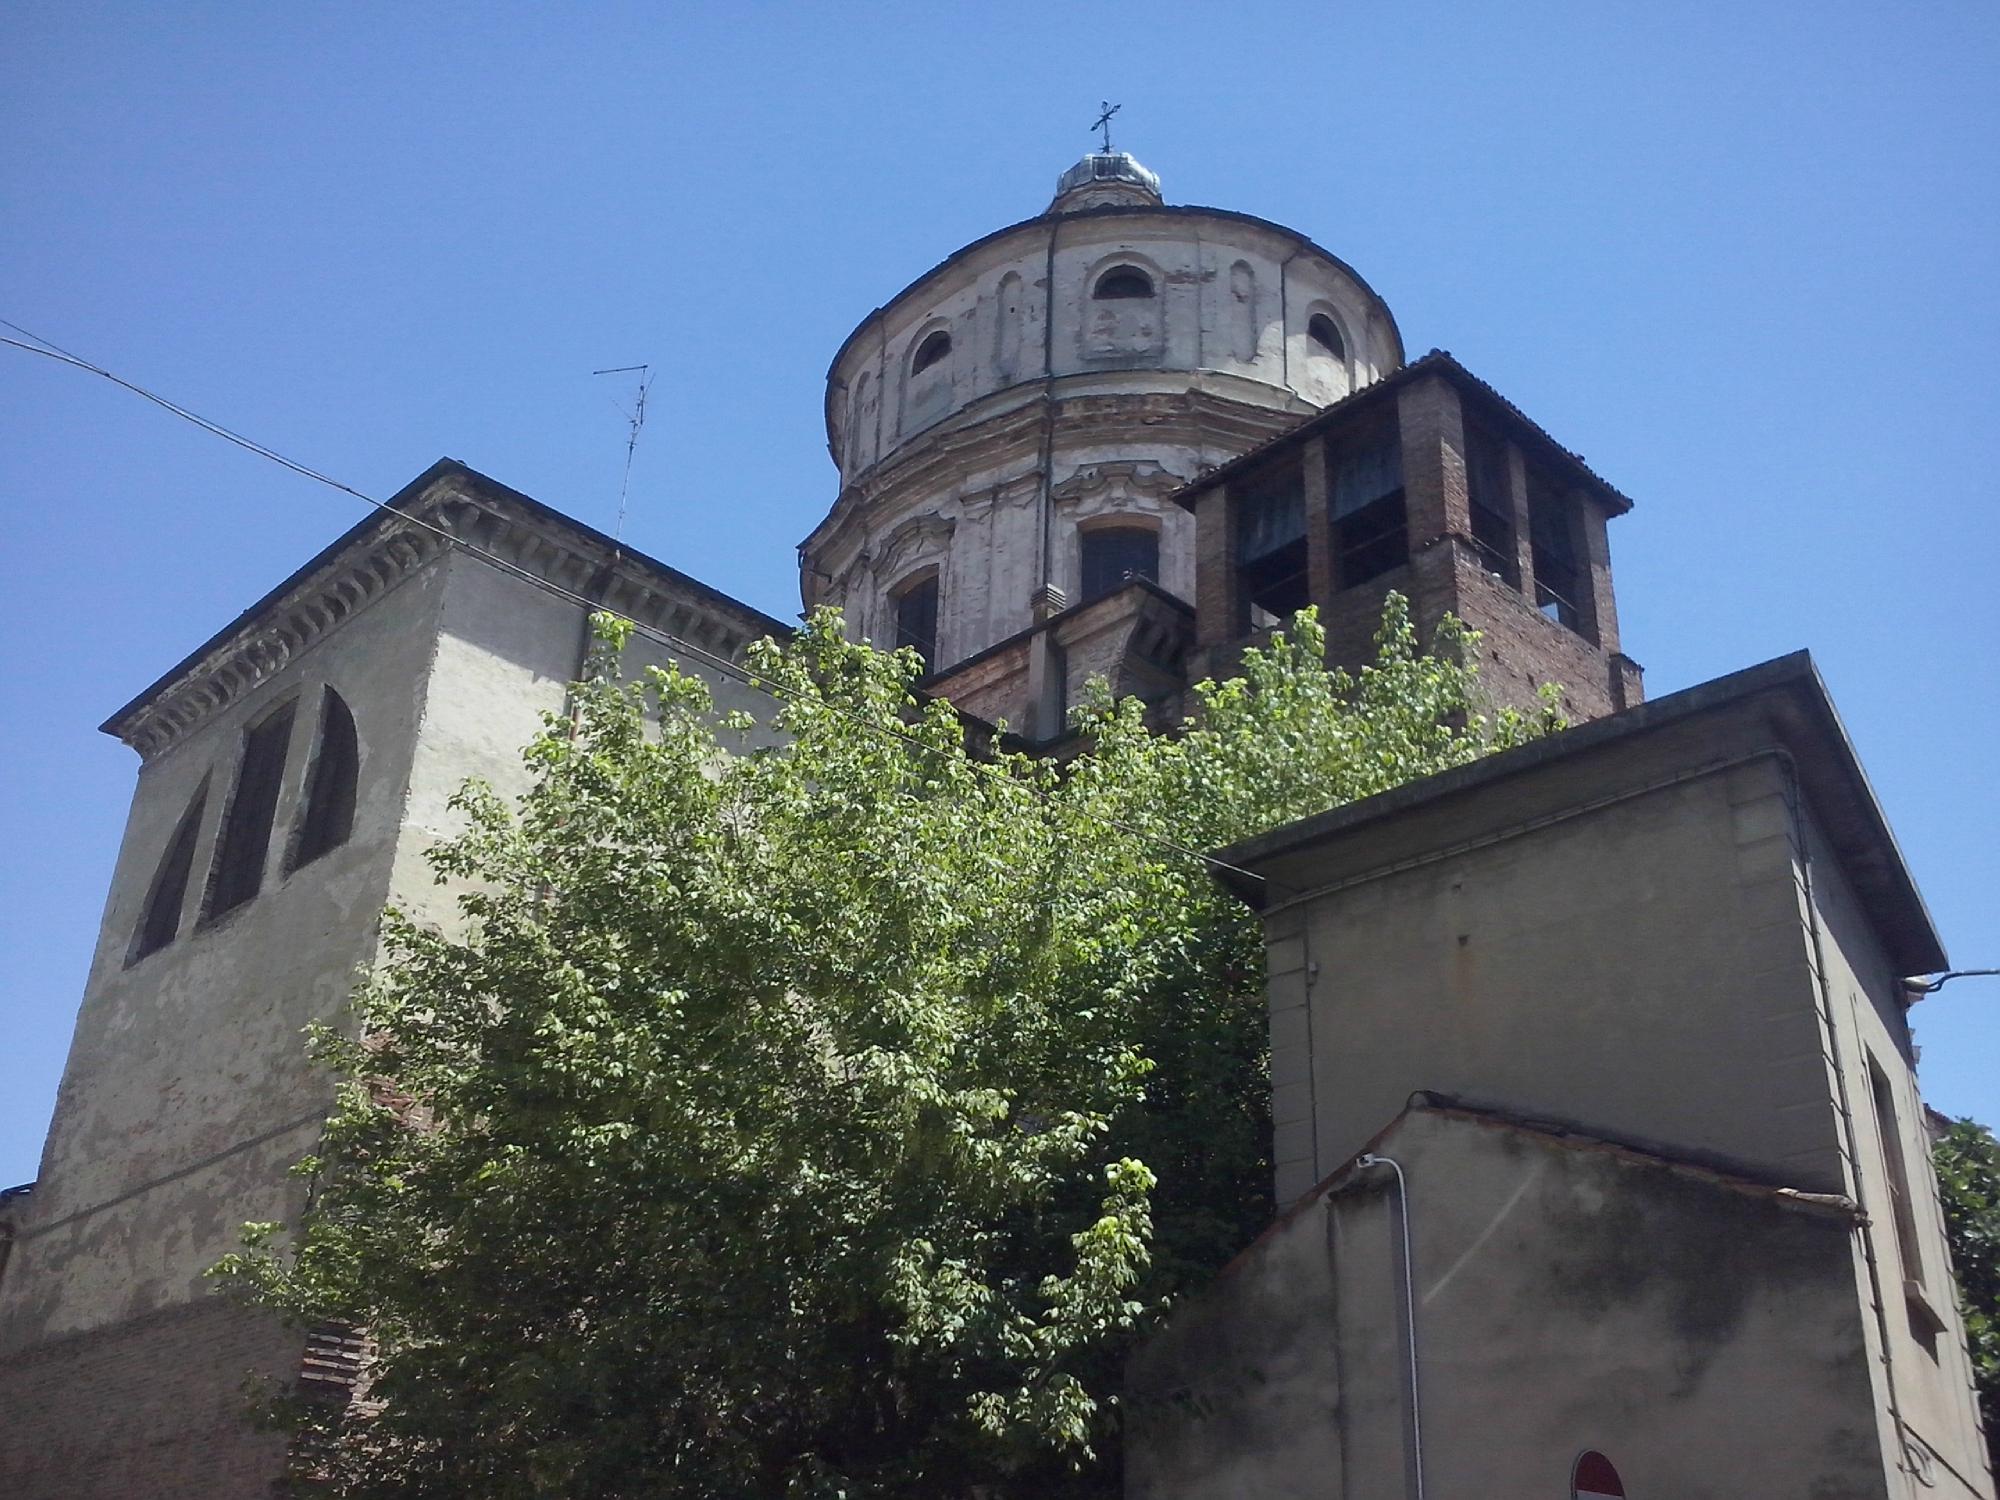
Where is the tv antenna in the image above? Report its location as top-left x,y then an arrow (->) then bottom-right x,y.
592,363 -> 653,540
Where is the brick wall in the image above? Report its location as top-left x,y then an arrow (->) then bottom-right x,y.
0,1298 -> 301,1498
1448,543 -> 1634,721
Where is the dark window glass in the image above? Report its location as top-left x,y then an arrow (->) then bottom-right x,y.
1869,1054 -> 1926,1287
290,687 -> 358,872
1465,426 -> 1518,587
1307,313 -> 1345,360
911,331 -> 951,374
895,577 -> 940,672
1080,527 -> 1159,600
205,704 -> 295,920
1331,429 -> 1407,587
1572,1451 -> 1625,1499
130,776 -> 209,963
1236,462 -> 1309,625
1528,473 -> 1583,631
1094,267 -> 1154,300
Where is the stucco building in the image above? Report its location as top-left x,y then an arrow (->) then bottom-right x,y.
1130,654 -> 1991,1499
0,150 -> 1985,1498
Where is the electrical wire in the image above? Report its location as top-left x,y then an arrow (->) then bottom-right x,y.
3,321 -> 1267,888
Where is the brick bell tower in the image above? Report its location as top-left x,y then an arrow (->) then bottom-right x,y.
1179,349 -> 1643,724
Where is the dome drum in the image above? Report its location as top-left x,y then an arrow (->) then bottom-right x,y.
806,161 -> 1405,685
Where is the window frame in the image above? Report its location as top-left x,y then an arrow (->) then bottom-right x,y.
910,329 -> 952,376
1328,418 -> 1409,589
891,570 -> 941,673
1307,311 -> 1346,362
1078,523 -> 1161,601
1235,457 -> 1310,628
201,699 -> 298,925
288,685 -> 359,874
1092,266 -> 1156,301
128,774 -> 211,965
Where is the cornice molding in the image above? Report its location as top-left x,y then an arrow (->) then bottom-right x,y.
108,473 -> 784,762
803,386 -> 1311,568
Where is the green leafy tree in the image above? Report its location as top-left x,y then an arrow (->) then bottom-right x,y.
217,597 -> 1553,1499
1935,1116 -> 2000,1469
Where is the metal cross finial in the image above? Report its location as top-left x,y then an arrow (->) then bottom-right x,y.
1091,101 -> 1121,154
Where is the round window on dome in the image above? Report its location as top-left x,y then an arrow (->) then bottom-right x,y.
1094,267 -> 1155,301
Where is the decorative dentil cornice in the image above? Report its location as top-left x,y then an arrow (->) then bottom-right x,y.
106,470 -> 786,762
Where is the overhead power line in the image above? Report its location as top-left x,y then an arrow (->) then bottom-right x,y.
1,321 -> 1266,889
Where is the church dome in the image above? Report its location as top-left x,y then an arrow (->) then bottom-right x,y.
806,151 -> 1406,679
1050,151 -> 1163,212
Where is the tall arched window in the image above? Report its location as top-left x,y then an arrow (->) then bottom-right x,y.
892,572 -> 940,672
203,701 -> 296,921
1080,526 -> 1160,600
290,686 -> 358,872
1094,266 -> 1155,300
129,775 -> 209,964
911,330 -> 952,375
1308,312 -> 1345,361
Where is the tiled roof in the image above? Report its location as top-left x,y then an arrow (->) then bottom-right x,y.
1171,349 -> 1636,515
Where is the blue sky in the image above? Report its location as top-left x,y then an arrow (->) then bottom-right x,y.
2,2 -> 1995,1189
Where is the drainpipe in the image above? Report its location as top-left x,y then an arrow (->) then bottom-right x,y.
1777,752 -> 1918,1489
1035,216 -> 1062,601
1278,247 -> 1303,394
1356,1153 -> 1426,1500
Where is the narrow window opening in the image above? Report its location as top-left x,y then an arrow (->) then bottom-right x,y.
1236,461 -> 1308,627
1331,425 -> 1408,588
911,331 -> 951,375
1528,472 -> 1584,632
1307,312 -> 1345,361
894,575 -> 940,672
129,775 -> 209,964
204,704 -> 296,921
1093,267 -> 1154,300
1465,425 -> 1519,588
1869,1053 -> 1926,1287
290,687 -> 358,872
1080,526 -> 1160,601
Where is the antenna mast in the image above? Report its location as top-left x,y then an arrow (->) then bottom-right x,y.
592,363 -> 653,541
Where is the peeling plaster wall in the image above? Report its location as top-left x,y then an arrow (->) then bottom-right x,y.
807,207 -> 1404,672
0,553 -> 453,1497
0,558 -> 452,1349
0,537 -> 780,1499
1800,801 -> 1994,1495
1128,1109 -> 1897,1500
1267,760 -> 1848,1206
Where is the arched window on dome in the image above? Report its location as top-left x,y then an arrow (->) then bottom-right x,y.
1308,312 -> 1346,361
129,774 -> 210,965
911,330 -> 952,375
288,686 -> 359,873
1094,266 -> 1155,300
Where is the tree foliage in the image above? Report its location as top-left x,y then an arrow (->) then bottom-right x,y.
217,598 -> 1554,1498
1935,1115 -> 2000,1469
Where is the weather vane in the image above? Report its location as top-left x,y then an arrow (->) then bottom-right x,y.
1091,100 -> 1121,154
